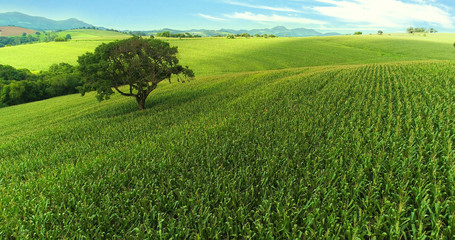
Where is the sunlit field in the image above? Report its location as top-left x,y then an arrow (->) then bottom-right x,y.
2,30 -> 455,238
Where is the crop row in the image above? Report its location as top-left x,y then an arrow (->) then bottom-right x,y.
1,62 -> 455,238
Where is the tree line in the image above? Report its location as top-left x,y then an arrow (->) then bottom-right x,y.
407,27 -> 438,34
0,63 -> 81,107
226,33 -> 277,39
154,31 -> 202,38
0,32 -> 66,48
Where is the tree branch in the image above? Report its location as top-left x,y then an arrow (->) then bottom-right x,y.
114,86 -> 136,97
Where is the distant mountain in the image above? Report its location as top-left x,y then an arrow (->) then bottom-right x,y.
0,12 -> 94,31
146,26 -> 340,37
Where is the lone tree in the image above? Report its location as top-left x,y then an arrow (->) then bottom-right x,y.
78,37 -> 194,110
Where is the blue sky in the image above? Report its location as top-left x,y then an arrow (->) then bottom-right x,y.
2,0 -> 455,33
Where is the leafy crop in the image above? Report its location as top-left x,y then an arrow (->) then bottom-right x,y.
1,61 -> 455,238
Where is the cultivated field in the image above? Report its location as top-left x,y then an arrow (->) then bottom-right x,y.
1,30 -> 455,238
0,26 -> 36,36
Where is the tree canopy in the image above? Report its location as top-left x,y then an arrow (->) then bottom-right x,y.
78,37 -> 194,110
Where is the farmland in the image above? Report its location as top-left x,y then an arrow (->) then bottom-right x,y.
0,26 -> 36,36
1,30 -> 455,238
0,30 -> 454,74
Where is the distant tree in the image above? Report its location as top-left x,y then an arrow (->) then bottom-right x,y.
416,27 -> 426,33
226,34 -> 235,39
78,37 -> 194,110
156,31 -> 171,38
262,34 -> 268,38
35,32 -> 41,36
268,34 -> 277,38
241,33 -> 251,38
254,34 -> 260,37
65,34 -> 72,40
378,30 -> 383,35
54,37 -> 66,42
407,27 -> 414,34
354,31 -> 363,35
429,28 -> 437,33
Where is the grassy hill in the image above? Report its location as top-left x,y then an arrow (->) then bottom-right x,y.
0,31 -> 454,73
1,31 -> 455,238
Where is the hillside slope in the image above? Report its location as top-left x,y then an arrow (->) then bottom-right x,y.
1,61 -> 455,238
0,33 -> 454,73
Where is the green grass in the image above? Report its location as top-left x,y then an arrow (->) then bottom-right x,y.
1,32 -> 454,74
0,41 -> 103,71
2,61 -> 455,238
2,30 -> 455,238
57,29 -> 131,40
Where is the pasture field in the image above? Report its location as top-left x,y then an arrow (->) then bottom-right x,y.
56,29 -> 131,40
2,61 -> 455,238
0,30 -> 454,74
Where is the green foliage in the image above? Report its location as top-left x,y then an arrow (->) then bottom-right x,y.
378,30 -> 383,35
0,63 -> 81,107
0,33 -> 40,47
226,34 -> 235,39
407,27 -> 433,34
78,37 -> 194,110
54,37 -> 67,42
1,62 -> 455,238
155,31 -> 201,38
354,31 -> 363,35
42,63 -> 81,96
0,64 -> 31,81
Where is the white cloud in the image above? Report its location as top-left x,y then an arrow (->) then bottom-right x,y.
314,0 -> 454,28
198,13 -> 226,21
225,1 -> 302,13
225,12 -> 326,25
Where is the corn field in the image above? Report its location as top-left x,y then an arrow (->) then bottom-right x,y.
1,61 -> 455,238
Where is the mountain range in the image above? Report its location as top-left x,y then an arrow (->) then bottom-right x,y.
146,26 -> 340,37
0,12 -> 340,37
0,12 -> 93,31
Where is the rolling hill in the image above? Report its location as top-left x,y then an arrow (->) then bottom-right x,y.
0,30 -> 453,74
1,30 -> 455,238
147,26 -> 340,37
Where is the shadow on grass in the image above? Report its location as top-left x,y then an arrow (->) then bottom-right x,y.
91,79 -> 236,120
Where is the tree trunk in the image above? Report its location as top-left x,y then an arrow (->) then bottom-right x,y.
137,96 -> 146,110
